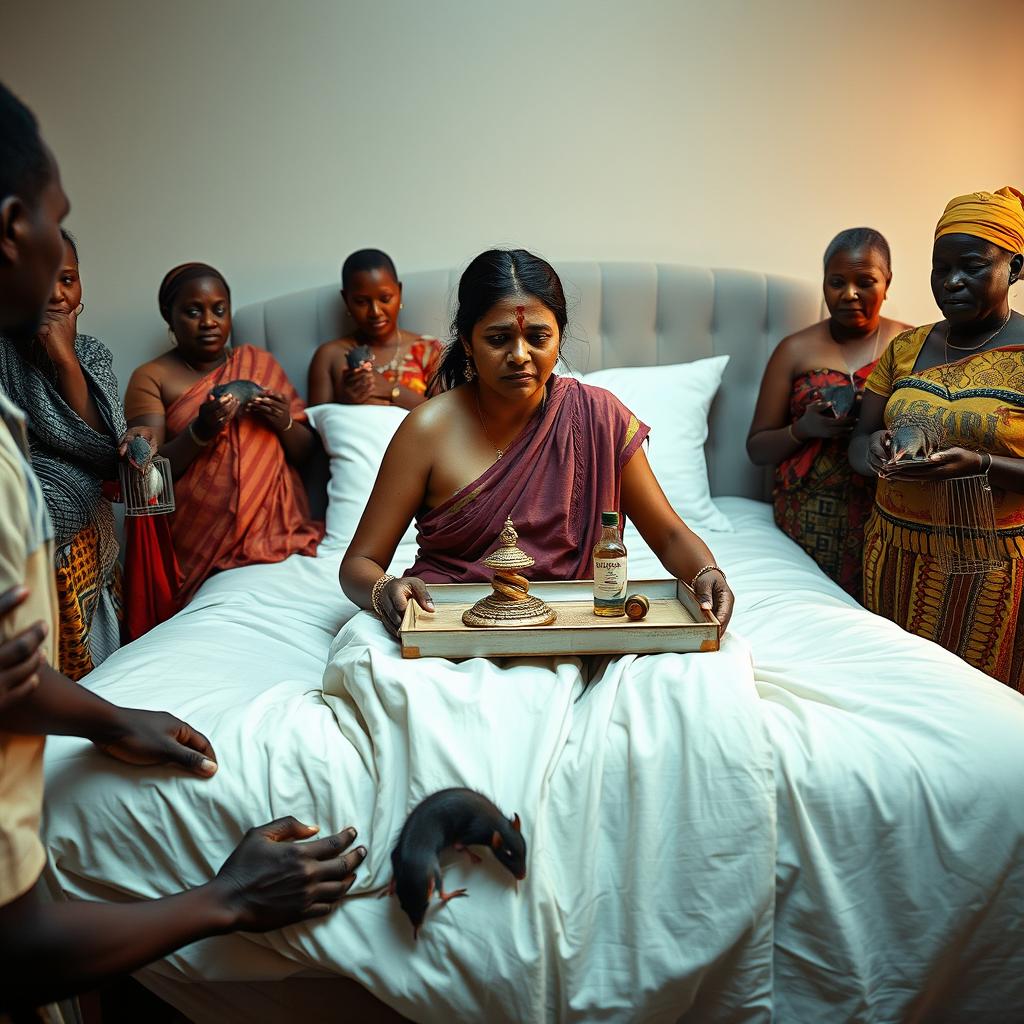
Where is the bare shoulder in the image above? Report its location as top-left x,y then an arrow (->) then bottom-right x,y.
398,386 -> 463,443
128,350 -> 177,386
775,320 -> 826,358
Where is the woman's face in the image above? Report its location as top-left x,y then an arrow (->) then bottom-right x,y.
343,268 -> 402,342
931,233 -> 1017,325
170,276 -> 231,362
47,239 -> 82,316
465,294 -> 561,400
823,246 -> 889,332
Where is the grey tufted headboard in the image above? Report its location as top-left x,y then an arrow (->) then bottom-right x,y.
232,262 -> 824,502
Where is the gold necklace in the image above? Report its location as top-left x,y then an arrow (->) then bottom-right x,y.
940,309 -> 1012,395
475,383 -> 549,460
177,349 -> 227,375
834,323 -> 882,386
945,308 -> 1011,352
475,386 -> 505,458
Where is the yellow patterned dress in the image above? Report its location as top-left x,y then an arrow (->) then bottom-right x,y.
863,325 -> 1024,689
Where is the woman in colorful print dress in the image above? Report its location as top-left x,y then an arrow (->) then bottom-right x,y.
307,248 -> 441,409
748,228 -> 909,599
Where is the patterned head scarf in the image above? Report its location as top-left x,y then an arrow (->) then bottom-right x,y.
934,186 -> 1024,254
158,262 -> 231,324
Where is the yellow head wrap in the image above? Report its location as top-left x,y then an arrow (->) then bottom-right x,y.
934,186 -> 1024,254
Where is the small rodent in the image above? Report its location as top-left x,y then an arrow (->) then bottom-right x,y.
386,787 -> 527,940
346,344 -> 374,370
210,379 -> 264,408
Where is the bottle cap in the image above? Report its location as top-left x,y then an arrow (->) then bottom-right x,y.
601,510 -> 619,527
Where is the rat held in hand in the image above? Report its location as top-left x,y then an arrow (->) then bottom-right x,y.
211,379 -> 264,409
386,787 -> 527,940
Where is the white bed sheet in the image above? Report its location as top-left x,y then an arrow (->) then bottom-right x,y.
41,498 -> 1024,1022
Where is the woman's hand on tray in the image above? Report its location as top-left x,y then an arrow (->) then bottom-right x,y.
379,576 -> 434,638
209,818 -> 366,932
93,707 -> 219,777
691,568 -> 733,634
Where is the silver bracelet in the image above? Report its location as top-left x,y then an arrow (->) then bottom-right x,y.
691,564 -> 724,589
370,574 -> 396,617
979,451 -> 993,474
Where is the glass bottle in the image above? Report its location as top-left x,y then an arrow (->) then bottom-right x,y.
593,510 -> 627,616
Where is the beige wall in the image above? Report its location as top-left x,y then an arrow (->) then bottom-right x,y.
4,0 -> 1023,388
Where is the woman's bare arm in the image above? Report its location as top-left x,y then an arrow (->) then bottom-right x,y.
339,410 -> 435,616
746,336 -> 804,466
847,389 -> 889,476
307,343 -> 340,407
621,447 -> 734,630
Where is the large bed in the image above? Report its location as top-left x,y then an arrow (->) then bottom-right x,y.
42,263 -> 1024,1022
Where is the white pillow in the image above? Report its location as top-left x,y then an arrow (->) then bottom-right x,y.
581,356 -> 733,534
305,404 -> 417,553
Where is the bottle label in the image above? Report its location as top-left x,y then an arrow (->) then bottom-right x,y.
594,557 -> 627,607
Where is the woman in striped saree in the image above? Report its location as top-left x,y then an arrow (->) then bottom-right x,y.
125,263 -> 322,610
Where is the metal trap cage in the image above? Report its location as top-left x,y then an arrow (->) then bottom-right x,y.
931,474 -> 1006,576
119,455 -> 175,516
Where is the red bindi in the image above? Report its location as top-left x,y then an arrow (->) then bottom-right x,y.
514,305 -> 525,331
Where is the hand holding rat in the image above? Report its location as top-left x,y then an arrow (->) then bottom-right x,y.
881,447 -> 985,482
193,392 -> 238,441
794,399 -> 854,440
340,365 -> 374,405
249,390 -> 292,432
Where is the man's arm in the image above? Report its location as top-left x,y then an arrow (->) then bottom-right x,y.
2,664 -> 218,775
0,817 -> 365,1010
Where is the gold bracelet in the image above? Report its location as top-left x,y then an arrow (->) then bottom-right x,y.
370,574 -> 396,617
188,420 -> 213,447
691,565 -> 724,589
787,423 -> 802,444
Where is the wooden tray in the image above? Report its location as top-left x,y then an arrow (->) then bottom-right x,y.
399,579 -> 719,659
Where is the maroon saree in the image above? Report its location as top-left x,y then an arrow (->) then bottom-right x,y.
406,376 -> 649,583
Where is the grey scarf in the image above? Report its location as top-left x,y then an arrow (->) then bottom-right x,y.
0,334 -> 125,574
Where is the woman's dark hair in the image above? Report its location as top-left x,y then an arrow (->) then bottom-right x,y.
428,248 -> 568,396
341,248 -> 398,291
60,228 -> 79,263
0,81 -> 50,204
158,262 -> 231,325
823,227 -> 892,279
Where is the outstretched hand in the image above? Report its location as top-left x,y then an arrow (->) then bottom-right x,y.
94,708 -> 218,777
211,817 -> 365,931
377,577 -> 434,638
881,447 -> 985,482
691,569 -> 733,634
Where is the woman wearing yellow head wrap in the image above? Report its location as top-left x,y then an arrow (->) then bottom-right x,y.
850,187 -> 1024,688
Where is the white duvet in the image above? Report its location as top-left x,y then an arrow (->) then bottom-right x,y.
42,498 -> 1024,1022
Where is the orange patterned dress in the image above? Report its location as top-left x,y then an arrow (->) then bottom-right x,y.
773,365 -> 877,599
381,335 -> 442,396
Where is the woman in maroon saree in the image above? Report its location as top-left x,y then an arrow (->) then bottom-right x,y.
340,249 -> 734,635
